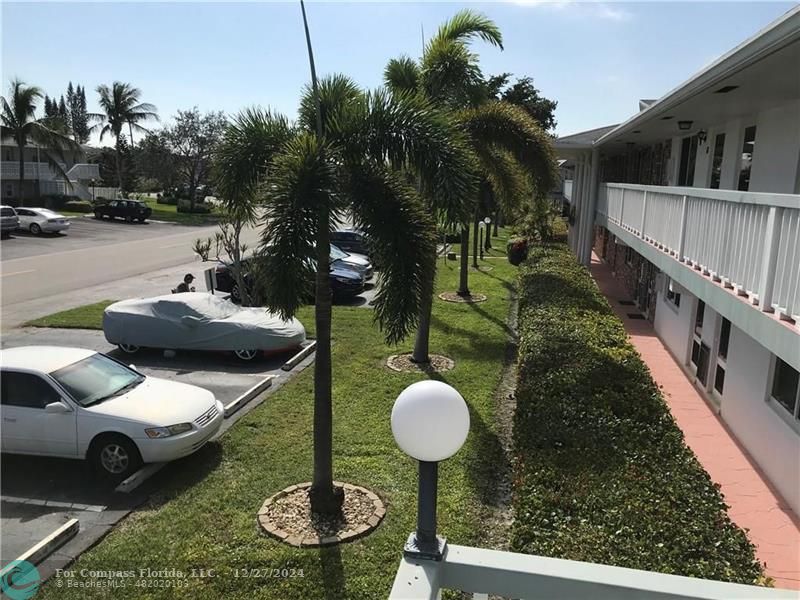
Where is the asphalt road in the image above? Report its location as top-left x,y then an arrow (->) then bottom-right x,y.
0,217 -> 261,306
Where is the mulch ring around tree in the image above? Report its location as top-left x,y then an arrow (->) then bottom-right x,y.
470,265 -> 494,272
258,482 -> 385,548
438,291 -> 488,303
386,353 -> 455,373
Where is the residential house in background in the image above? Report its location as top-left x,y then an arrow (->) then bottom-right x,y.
557,6 -> 800,514
0,136 -> 113,203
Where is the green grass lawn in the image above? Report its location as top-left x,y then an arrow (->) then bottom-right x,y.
37,231 -> 516,599
143,199 -> 222,226
24,300 -> 115,329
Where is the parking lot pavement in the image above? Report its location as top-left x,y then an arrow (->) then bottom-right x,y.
0,326 -> 315,578
0,216 -> 211,262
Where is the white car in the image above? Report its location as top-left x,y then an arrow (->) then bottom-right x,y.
331,244 -> 374,281
0,346 -> 224,478
15,207 -> 71,234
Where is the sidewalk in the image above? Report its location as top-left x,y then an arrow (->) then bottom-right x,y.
590,253 -> 800,590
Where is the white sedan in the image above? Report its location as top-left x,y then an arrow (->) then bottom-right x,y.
0,346 -> 224,479
15,207 -> 71,234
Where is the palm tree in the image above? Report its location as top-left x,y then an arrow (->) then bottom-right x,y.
384,10 -> 554,362
214,77 -> 473,515
90,82 -> 158,191
1,79 -> 80,202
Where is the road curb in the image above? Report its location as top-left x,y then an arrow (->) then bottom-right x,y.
224,374 -> 275,417
0,518 -> 79,574
115,463 -> 167,494
281,341 -> 317,371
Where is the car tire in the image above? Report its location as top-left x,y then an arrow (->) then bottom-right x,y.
89,434 -> 142,480
118,343 -> 140,354
231,285 -> 241,304
125,215 -> 134,223
234,349 -> 259,361
138,217 -> 146,223
29,223 -> 42,235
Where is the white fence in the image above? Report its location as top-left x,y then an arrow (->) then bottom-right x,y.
597,183 -> 800,322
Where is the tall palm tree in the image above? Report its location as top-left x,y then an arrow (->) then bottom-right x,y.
90,82 -> 158,191
214,76 -> 473,515
385,10 -> 554,363
1,79 -> 80,202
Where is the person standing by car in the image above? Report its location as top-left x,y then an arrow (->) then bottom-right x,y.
174,273 -> 196,293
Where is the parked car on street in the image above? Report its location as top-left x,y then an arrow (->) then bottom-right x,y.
331,244 -> 373,281
330,228 -> 372,257
94,199 -> 152,223
0,346 -> 224,479
15,207 -> 70,234
103,293 -> 306,361
1,205 -> 19,238
213,255 -> 365,304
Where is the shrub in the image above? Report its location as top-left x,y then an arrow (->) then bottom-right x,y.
506,237 -> 528,266
62,201 -> 94,213
510,241 -> 764,585
177,201 -> 211,214
41,194 -> 81,210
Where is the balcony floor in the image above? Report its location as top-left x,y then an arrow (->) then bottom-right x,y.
590,252 -> 800,590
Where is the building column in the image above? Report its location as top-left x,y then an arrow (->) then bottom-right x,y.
576,152 -> 592,263
570,156 -> 585,253
579,147 -> 601,266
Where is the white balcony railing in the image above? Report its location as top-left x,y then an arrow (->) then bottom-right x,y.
0,161 -> 57,180
597,183 -> 800,322
66,163 -> 100,181
564,179 -> 574,201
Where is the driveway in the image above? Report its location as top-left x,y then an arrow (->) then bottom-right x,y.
0,326 -> 316,579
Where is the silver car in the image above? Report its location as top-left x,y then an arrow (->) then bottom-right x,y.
0,205 -> 19,238
15,207 -> 71,234
331,244 -> 374,281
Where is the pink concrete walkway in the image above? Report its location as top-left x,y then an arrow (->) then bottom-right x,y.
590,253 -> 800,590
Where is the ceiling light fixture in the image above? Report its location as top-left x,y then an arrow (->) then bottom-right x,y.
677,120 -> 693,131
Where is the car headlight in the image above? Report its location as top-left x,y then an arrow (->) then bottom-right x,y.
144,423 -> 193,438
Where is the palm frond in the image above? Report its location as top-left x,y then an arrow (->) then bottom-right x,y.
384,56 -> 420,96
429,9 -> 503,49
256,133 -> 337,319
345,162 -> 437,345
420,39 -> 484,107
478,146 -> 529,213
298,74 -> 362,136
213,107 -> 293,220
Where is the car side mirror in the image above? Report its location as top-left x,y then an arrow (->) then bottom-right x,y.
129,364 -> 137,371
45,401 -> 72,414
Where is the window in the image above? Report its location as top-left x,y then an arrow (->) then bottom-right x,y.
696,343 -> 711,386
678,135 -> 699,186
5,184 -> 13,197
709,133 -> 725,189
695,300 -> 705,333
0,371 -> 60,409
770,358 -> 799,420
718,318 -> 731,359
51,353 -> 143,407
714,365 -> 726,394
625,246 -> 634,266
737,126 -> 756,191
5,150 -> 11,161
665,276 -> 681,308
691,340 -> 700,367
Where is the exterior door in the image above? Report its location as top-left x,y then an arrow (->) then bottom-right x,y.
0,370 -> 78,456
678,135 -> 699,187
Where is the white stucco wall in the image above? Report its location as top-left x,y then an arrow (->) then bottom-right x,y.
654,281 -> 694,365
722,325 -> 800,514
749,100 -> 800,194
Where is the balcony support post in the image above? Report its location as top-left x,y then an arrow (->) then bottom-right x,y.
640,191 -> 648,239
579,147 -> 601,266
677,195 -> 688,262
757,206 -> 782,313
619,188 -> 625,226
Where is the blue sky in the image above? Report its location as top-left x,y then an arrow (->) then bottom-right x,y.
2,1 -> 795,143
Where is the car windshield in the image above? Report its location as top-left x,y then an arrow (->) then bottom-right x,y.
330,245 -> 350,261
51,354 -> 144,407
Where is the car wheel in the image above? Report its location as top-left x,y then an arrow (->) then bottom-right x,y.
138,217 -> 145,223
29,223 -> 42,235
231,285 -> 241,304
118,343 -> 140,354
125,215 -> 134,223
90,434 -> 142,479
234,349 -> 259,361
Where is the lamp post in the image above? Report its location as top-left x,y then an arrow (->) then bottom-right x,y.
484,216 -> 492,251
478,222 -> 485,260
91,178 -> 96,203
391,380 -> 470,561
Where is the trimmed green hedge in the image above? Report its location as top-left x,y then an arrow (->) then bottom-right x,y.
511,241 -> 765,585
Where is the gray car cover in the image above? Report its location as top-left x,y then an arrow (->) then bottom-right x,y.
103,293 -> 305,352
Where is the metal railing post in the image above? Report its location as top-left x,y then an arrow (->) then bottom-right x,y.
677,195 -> 688,262
757,206 -> 783,312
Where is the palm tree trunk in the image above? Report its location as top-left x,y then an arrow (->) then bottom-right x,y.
411,261 -> 435,363
17,141 -> 25,205
457,227 -> 470,296
309,209 -> 343,515
115,139 -> 123,193
485,219 -> 492,250
128,122 -> 135,148
472,212 -> 480,268
493,210 -> 499,236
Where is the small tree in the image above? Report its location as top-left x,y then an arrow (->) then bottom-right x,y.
164,108 -> 227,211
135,130 -> 177,192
